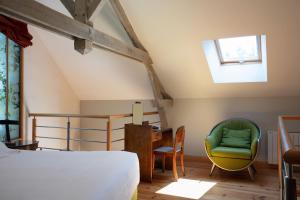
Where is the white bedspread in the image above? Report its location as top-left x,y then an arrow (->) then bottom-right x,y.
0,150 -> 139,200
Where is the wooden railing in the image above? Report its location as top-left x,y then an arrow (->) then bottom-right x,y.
29,111 -> 160,151
278,115 -> 300,200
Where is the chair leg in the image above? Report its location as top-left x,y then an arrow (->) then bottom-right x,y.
248,166 -> 255,180
162,154 -> 166,173
152,153 -> 155,170
180,153 -> 185,176
173,156 -> 178,180
209,164 -> 216,176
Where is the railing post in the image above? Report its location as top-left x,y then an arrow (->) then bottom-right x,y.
284,163 -> 297,200
278,126 -> 282,188
32,117 -> 36,141
106,117 -> 112,151
66,117 -> 71,151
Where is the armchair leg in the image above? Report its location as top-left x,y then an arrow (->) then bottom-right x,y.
251,164 -> 257,174
209,164 -> 216,176
248,166 -> 255,180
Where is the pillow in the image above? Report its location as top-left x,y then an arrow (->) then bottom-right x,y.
220,128 -> 251,149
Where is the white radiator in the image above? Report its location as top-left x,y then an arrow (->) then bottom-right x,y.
268,130 -> 300,164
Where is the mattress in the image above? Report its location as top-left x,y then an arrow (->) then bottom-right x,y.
0,144 -> 139,200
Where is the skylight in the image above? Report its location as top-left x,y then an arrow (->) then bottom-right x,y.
216,36 -> 261,64
202,35 -> 267,83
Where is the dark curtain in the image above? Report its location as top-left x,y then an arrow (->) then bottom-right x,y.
0,15 -> 33,48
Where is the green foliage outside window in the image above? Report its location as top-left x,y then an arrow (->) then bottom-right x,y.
0,33 -> 21,141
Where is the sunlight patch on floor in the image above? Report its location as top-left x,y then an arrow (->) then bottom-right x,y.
156,178 -> 216,199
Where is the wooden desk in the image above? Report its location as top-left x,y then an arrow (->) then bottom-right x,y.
124,123 -> 172,182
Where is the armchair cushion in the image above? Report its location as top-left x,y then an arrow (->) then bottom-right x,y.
211,146 -> 251,160
220,128 -> 251,149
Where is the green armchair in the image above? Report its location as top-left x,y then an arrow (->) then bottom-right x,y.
205,118 -> 261,180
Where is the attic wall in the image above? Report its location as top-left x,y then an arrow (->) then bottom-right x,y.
166,97 -> 300,161
79,97 -> 300,160
23,27 -> 80,150
32,24 -> 153,101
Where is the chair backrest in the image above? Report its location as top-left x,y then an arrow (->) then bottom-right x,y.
173,126 -> 185,153
209,118 -> 261,144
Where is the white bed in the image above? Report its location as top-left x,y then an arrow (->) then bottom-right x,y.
0,142 -> 139,200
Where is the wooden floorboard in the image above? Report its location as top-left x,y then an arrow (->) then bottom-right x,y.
138,159 -> 279,200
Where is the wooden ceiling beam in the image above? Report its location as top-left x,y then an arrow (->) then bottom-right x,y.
60,0 -> 75,18
109,0 -> 172,100
109,0 -> 146,51
0,0 -> 150,62
74,0 -> 93,54
109,0 -> 173,128
87,0 -> 106,21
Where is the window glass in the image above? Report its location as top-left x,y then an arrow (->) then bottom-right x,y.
8,39 -> 21,139
0,33 -> 21,141
217,36 -> 260,63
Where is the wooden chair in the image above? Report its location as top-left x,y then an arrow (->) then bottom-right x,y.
153,126 -> 185,180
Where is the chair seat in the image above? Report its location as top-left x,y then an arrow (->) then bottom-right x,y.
211,146 -> 251,160
154,146 -> 181,153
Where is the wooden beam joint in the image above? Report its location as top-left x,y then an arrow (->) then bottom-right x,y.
74,0 -> 93,54
74,38 -> 93,54
0,0 -> 149,61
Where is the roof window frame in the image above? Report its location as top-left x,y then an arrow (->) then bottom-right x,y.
215,35 -> 262,65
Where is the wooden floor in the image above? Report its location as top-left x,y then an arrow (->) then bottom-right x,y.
138,158 -> 279,200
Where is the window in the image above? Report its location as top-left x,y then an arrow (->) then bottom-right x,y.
215,35 -> 261,64
202,35 -> 267,83
0,33 -> 22,141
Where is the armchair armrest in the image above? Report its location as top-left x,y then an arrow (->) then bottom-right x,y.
250,138 -> 259,160
205,134 -> 219,156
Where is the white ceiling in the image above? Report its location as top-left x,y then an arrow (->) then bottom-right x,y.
33,0 -> 300,99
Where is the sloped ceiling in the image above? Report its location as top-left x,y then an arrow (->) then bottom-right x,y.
33,0 -> 300,99
33,0 -> 154,100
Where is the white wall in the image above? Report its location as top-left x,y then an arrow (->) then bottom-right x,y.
79,97 -> 300,160
80,100 -> 159,151
23,27 -> 80,150
166,97 -> 300,160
